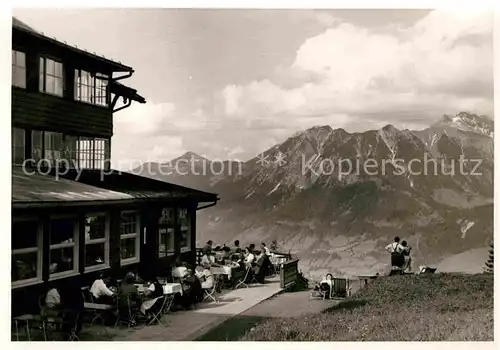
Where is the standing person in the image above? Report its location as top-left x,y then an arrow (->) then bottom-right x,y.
385,236 -> 404,271
401,240 -> 412,273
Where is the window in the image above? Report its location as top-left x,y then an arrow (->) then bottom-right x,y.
84,213 -> 110,271
32,130 -> 43,162
12,128 -> 25,165
120,211 -> 140,265
44,131 -> 63,166
12,219 -> 42,287
49,218 -> 78,278
77,137 -> 108,169
74,69 -> 108,106
158,208 -> 175,257
178,208 -> 191,252
12,50 -> 26,88
63,135 -> 78,168
40,57 -> 63,96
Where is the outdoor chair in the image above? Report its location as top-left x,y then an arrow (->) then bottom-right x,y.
147,296 -> 168,327
234,266 -> 252,289
115,293 -> 139,329
203,275 -> 221,303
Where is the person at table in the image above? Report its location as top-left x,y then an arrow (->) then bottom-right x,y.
117,272 -> 140,325
261,242 -> 271,256
243,247 -> 255,267
232,240 -> 242,254
221,246 -> 232,264
201,249 -> 221,268
44,283 -> 62,320
119,272 -> 141,301
196,266 -> 215,290
59,278 -> 85,336
203,240 -> 213,253
140,277 -> 164,317
177,268 -> 203,309
90,272 -> 116,304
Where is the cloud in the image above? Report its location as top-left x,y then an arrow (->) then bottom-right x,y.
111,9 -> 493,164
218,8 -> 493,135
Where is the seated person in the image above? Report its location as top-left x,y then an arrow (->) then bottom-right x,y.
90,272 -> 116,304
196,266 -> 215,290
227,255 -> 242,269
221,246 -> 232,264
119,272 -> 141,302
232,240 -> 242,255
313,274 -> 333,298
44,284 -> 61,319
243,247 -> 255,268
176,268 -> 203,309
201,249 -> 222,268
140,278 -> 164,317
58,278 -> 84,336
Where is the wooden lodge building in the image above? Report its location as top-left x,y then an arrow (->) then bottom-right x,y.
11,18 -> 218,315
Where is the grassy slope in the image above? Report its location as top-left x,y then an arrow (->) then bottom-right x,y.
242,273 -> 493,341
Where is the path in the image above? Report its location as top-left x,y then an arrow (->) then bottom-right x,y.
196,278 -> 363,341
119,278 -> 283,341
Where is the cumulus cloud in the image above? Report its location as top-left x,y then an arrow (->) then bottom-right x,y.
112,9 -> 493,164
218,9 -> 492,132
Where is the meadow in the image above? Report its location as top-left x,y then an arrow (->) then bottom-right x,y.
241,273 -> 494,341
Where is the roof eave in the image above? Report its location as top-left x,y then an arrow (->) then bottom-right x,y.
12,24 -> 133,73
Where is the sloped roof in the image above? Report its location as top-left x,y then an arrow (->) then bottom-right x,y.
12,16 -> 133,72
12,167 -> 219,209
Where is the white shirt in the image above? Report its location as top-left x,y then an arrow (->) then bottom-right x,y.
385,242 -> 404,254
45,288 -> 61,308
263,247 -> 271,256
90,279 -> 114,299
201,255 -> 215,266
172,266 -> 188,278
244,253 -> 255,265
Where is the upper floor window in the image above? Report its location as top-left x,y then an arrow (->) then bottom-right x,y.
74,69 -> 108,106
12,128 -> 25,165
12,50 -> 26,88
39,57 -> 63,97
31,130 -> 109,170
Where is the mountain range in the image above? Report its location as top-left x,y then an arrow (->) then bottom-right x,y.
134,112 -> 494,278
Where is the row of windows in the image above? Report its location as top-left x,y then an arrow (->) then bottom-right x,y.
158,207 -> 191,257
12,208 -> 192,288
12,127 -> 109,170
12,50 -> 109,107
12,211 -> 141,287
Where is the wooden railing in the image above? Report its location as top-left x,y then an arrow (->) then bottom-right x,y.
280,258 -> 300,289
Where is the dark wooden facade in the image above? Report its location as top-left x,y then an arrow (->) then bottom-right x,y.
10,18 -> 218,317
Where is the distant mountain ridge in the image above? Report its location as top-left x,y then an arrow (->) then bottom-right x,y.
134,112 -> 493,277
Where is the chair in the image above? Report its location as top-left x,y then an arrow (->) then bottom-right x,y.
203,275 -> 221,303
115,293 -> 139,328
147,296 -> 167,326
234,266 -> 252,289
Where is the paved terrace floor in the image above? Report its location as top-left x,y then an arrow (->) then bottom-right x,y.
118,277 -> 283,341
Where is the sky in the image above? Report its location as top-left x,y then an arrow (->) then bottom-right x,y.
12,8 -> 494,168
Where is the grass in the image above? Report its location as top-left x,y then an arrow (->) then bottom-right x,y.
241,273 -> 493,341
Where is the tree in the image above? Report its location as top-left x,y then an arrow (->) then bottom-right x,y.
484,240 -> 494,273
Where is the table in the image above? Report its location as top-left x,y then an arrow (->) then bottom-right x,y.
135,283 -> 182,295
211,265 -> 232,279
